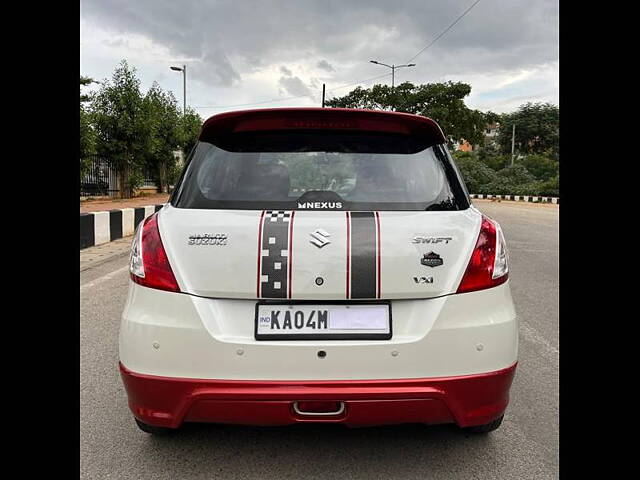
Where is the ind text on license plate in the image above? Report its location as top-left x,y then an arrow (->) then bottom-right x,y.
255,302 -> 392,340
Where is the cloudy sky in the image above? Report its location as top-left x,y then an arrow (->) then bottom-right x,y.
80,0 -> 558,118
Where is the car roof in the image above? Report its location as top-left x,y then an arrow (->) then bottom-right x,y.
199,107 -> 447,145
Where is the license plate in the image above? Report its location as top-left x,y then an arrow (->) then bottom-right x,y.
255,302 -> 392,340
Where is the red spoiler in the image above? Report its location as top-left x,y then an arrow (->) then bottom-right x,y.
199,107 -> 446,145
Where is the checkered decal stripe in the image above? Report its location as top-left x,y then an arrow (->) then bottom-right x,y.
257,210 -> 295,298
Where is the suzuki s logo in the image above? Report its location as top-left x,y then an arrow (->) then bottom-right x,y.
298,202 -> 343,209
309,229 -> 331,248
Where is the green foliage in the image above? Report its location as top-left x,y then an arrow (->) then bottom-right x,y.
498,103 -> 559,159
180,107 -> 203,157
326,81 -> 489,146
485,164 -> 539,196
80,76 -> 97,180
85,61 -> 204,198
452,150 -> 559,196
452,151 -> 497,194
91,60 -> 150,198
80,76 -> 95,104
79,107 -> 95,178
167,161 -> 183,187
481,153 -> 510,171
538,175 -> 559,197
516,154 -> 558,181
126,169 -> 145,193
143,83 -> 182,193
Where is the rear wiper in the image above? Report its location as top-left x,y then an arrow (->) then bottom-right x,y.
425,199 -> 457,211
295,190 -> 346,204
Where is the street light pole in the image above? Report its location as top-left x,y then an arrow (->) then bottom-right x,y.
182,64 -> 186,115
511,123 -> 516,166
170,64 -> 187,115
369,60 -> 416,110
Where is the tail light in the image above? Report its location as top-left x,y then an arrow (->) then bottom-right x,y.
129,213 -> 180,292
456,215 -> 508,294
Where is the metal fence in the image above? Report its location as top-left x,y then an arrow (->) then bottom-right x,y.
80,157 -> 119,197
80,157 -> 158,197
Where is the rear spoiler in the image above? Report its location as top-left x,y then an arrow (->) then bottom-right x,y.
199,108 -> 447,145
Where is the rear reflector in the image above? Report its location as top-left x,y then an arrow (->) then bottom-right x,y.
456,215 -> 508,294
130,213 -> 180,293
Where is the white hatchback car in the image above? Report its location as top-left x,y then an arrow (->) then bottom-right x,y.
119,107 -> 517,435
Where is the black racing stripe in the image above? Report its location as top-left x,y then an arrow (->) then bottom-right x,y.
350,212 -> 377,299
80,213 -> 95,249
260,211 -> 292,298
134,208 -> 146,229
109,210 -> 123,240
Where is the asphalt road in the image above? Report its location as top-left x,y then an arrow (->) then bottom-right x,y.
80,200 -> 558,480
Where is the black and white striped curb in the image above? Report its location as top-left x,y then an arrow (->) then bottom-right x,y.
470,194 -> 559,204
80,204 -> 165,250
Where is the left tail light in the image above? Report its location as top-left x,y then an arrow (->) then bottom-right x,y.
456,215 -> 509,294
130,213 -> 180,292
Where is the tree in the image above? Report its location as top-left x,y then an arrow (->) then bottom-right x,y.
498,103 -> 559,159
452,151 -> 497,194
326,81 -> 489,146
80,76 -> 97,179
179,107 -> 203,158
517,154 -> 558,181
538,175 -> 559,197
91,60 -> 150,198
80,76 -> 94,102
485,164 -> 540,195
143,83 -> 181,193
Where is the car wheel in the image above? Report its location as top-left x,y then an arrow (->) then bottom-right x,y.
134,418 -> 177,435
462,415 -> 504,434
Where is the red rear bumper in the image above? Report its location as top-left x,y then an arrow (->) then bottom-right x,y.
119,362 -> 517,429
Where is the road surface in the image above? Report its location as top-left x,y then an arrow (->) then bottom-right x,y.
80,200 -> 558,479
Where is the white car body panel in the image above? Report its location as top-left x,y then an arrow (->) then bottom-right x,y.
120,279 -> 517,380
159,205 -> 481,300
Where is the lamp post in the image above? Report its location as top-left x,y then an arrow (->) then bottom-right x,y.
369,60 -> 416,89
511,123 -> 516,166
170,64 -> 187,115
369,60 -> 415,111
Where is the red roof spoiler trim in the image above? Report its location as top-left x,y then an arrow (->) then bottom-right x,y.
199,107 -> 446,144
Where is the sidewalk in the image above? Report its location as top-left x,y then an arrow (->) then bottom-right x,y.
80,236 -> 133,271
473,198 -> 559,209
80,193 -> 170,213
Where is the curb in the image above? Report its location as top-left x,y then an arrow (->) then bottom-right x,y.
470,194 -> 559,204
80,204 -> 165,250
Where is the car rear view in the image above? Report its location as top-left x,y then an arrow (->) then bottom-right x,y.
119,107 -> 517,435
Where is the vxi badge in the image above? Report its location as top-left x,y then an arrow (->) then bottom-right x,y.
413,276 -> 434,284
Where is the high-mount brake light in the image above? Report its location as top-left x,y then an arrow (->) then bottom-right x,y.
456,215 -> 509,294
129,213 -> 180,293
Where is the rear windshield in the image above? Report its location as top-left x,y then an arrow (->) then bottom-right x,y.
172,132 -> 469,211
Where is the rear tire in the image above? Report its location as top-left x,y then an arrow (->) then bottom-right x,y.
134,418 -> 177,435
462,414 -> 504,434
